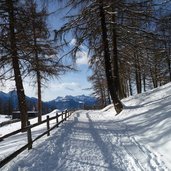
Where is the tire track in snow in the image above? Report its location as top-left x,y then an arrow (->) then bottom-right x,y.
122,123 -> 168,171
116,125 -> 167,170
86,112 -> 125,171
129,136 -> 168,171
86,112 -> 140,171
86,111 -> 168,171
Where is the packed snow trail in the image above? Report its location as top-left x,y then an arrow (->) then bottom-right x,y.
3,110 -> 168,171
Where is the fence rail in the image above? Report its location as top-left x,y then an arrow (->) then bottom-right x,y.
0,110 -> 72,168
0,119 -> 20,127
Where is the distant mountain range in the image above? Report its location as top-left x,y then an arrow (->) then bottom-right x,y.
47,95 -> 97,111
0,90 -> 97,114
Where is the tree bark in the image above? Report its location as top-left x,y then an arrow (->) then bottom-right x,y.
34,38 -> 42,123
7,0 -> 28,129
143,73 -> 146,92
97,75 -> 106,108
99,0 -> 123,114
164,40 -> 171,81
128,76 -> 133,96
31,1 -> 42,122
37,70 -> 42,123
134,53 -> 142,94
111,4 -> 123,99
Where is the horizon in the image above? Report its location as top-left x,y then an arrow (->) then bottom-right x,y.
0,1 -> 93,102
0,64 -> 93,101
0,89 -> 94,102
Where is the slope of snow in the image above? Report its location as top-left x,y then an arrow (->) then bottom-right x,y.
0,115 -> 11,124
0,109 -> 61,161
0,109 -> 61,137
119,82 -> 171,169
1,83 -> 171,170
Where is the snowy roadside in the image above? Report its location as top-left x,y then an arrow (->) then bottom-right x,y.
1,83 -> 171,170
0,109 -> 61,161
118,82 -> 171,169
2,108 -> 170,171
0,109 -> 60,137
0,115 -> 11,124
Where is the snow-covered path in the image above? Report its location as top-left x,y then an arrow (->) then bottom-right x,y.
3,109 -> 168,171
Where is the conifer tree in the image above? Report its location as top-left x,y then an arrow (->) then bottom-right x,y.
0,0 -> 28,129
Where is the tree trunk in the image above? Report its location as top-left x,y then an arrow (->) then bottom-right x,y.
99,1 -> 123,114
31,1 -> 42,122
150,67 -> 157,88
111,4 -> 123,99
134,53 -> 142,94
164,40 -> 171,81
128,76 -> 133,96
107,90 -> 111,105
143,73 -> 146,92
7,0 -> 28,129
37,70 -> 42,122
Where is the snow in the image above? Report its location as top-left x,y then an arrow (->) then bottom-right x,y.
1,83 -> 171,170
0,115 -> 11,124
0,109 -> 61,137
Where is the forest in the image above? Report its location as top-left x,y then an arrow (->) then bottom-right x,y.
0,0 -> 171,129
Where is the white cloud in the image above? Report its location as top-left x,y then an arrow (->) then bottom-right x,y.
0,80 -> 15,93
70,38 -> 89,65
76,51 -> 89,65
49,82 -> 81,91
70,38 -> 77,46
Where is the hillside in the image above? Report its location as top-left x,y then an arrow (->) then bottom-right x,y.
1,83 -> 171,170
0,91 -> 97,114
47,95 -> 97,111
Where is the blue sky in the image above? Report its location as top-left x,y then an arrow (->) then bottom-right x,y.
25,64 -> 93,101
43,1 -> 93,101
1,63 -> 92,101
0,1 -> 93,101
1,49 -> 93,101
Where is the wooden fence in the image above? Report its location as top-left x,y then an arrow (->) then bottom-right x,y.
0,119 -> 20,127
0,110 -> 72,168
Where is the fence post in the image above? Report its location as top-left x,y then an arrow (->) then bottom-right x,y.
62,111 -> 63,122
67,111 -> 69,118
65,110 -> 67,121
27,121 -> 32,150
47,115 -> 50,136
56,112 -> 58,127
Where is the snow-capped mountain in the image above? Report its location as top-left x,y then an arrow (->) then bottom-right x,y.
48,95 -> 97,111
1,83 -> 171,170
55,95 -> 96,103
0,91 -> 10,100
0,91 -> 97,114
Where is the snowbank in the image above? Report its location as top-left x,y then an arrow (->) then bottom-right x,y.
1,83 -> 171,170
